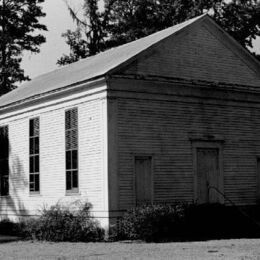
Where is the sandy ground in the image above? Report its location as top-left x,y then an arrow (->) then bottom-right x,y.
0,239 -> 260,260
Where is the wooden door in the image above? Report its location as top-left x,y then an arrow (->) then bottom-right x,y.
135,156 -> 152,205
257,158 -> 260,202
197,148 -> 220,204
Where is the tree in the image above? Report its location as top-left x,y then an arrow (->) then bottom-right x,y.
58,0 -> 260,66
108,0 -> 260,49
0,0 -> 47,96
57,0 -> 113,66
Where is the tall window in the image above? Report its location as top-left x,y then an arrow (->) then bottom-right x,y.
29,118 -> 40,193
65,108 -> 78,192
0,126 -> 9,196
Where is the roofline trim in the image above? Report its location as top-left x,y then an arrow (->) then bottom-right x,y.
110,74 -> 260,93
0,75 -> 106,112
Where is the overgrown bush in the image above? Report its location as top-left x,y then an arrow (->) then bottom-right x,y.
116,203 -> 260,242
20,201 -> 105,242
117,204 -> 186,242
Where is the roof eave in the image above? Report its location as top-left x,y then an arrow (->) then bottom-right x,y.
0,75 -> 107,114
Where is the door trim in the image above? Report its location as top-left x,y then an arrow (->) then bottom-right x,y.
192,141 -> 224,204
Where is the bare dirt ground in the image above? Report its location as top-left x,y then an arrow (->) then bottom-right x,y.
0,239 -> 260,260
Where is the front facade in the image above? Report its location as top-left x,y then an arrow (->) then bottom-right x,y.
0,15 -> 260,228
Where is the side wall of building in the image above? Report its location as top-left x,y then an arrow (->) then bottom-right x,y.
0,86 -> 109,227
108,79 -> 260,212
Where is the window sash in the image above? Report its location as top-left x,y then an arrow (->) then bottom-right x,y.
65,108 -> 78,192
30,173 -> 40,192
29,118 -> 40,193
66,170 -> 78,191
0,126 -> 9,196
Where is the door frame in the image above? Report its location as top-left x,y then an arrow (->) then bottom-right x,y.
132,154 -> 154,206
192,141 -> 224,204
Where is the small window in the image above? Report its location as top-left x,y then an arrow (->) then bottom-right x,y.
0,126 -> 9,196
65,108 -> 78,193
29,118 -> 40,193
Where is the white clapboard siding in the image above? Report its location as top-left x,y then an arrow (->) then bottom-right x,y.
0,95 -> 106,220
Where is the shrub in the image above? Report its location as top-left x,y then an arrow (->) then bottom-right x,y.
20,201 -> 105,242
116,203 -> 260,242
117,204 -> 186,242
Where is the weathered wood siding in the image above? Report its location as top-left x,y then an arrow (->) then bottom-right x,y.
0,92 -> 107,222
121,23 -> 260,87
111,79 -> 260,209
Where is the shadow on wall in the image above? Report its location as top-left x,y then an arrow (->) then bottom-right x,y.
0,138 -> 29,220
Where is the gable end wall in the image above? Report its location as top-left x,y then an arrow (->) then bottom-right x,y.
121,24 -> 260,87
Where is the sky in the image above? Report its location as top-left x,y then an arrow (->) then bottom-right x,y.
21,0 -> 260,80
21,0 -> 77,79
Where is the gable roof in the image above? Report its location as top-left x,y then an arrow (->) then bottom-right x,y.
0,13 -> 259,110
0,14 -> 207,109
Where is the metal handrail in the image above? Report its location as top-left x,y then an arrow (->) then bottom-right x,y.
208,185 -> 260,231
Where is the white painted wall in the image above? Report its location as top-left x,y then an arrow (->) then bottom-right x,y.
0,84 -> 109,227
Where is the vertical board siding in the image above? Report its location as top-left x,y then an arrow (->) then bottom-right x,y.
122,26 -> 260,87
0,98 -> 104,218
117,97 -> 260,209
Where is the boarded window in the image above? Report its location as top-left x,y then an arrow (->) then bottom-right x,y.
0,126 -> 9,196
65,108 -> 78,192
135,156 -> 152,205
29,118 -> 40,192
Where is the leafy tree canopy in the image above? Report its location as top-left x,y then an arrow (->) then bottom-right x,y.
0,0 -> 47,96
58,0 -> 260,66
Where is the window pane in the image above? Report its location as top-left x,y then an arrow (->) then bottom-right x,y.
70,129 -> 78,149
1,175 -> 9,196
29,138 -> 34,155
30,156 -> 34,173
66,151 -> 71,170
30,120 -> 34,137
30,118 -> 39,137
0,132 -> 8,159
0,159 -> 8,174
70,109 -> 78,129
34,137 -> 39,154
72,171 -> 78,188
34,118 -> 39,136
65,110 -> 71,130
35,174 -> 40,192
29,174 -> 34,192
65,131 -> 71,150
72,150 -> 77,170
66,171 -> 72,190
35,156 -> 39,173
